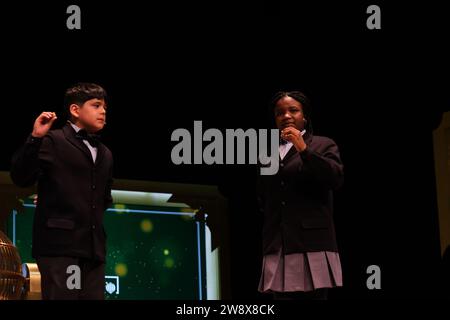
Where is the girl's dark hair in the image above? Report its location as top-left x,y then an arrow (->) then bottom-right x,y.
64,83 -> 107,120
269,90 -> 313,132
269,91 -> 311,120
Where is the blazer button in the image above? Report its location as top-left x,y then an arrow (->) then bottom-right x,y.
92,185 -> 96,190
92,225 -> 96,229
281,201 -> 286,206
280,181 -> 285,187
92,205 -> 96,209
280,163 -> 284,168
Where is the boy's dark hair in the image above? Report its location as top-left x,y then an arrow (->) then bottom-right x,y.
64,83 -> 107,120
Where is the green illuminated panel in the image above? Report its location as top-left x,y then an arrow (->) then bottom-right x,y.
7,199 -> 208,300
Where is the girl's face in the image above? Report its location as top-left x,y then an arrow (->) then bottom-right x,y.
274,96 -> 305,131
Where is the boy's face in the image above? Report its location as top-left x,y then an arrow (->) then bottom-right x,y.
71,98 -> 107,132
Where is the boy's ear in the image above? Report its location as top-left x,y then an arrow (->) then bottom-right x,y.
69,104 -> 80,120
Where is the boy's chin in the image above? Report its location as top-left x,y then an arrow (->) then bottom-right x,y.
86,124 -> 104,133
93,126 -> 104,132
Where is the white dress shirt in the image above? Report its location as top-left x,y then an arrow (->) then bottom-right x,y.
69,122 -> 98,163
279,129 -> 306,160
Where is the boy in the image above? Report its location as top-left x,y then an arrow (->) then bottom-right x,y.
11,83 -> 113,300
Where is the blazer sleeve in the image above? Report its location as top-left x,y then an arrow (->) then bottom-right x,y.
10,134 -> 54,187
256,175 -> 265,216
104,155 -> 114,209
299,138 -> 344,190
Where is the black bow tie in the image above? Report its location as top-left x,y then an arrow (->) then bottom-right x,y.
75,130 -> 100,147
280,138 -> 288,145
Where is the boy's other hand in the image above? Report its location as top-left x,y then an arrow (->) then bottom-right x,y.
32,112 -> 57,138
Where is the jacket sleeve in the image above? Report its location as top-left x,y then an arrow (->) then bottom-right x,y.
256,174 -> 265,216
104,155 -> 114,209
10,134 -> 54,187
299,139 -> 344,190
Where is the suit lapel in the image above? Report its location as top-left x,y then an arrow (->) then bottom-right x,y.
280,131 -> 313,164
63,124 -> 97,164
95,143 -> 105,165
281,145 -> 297,163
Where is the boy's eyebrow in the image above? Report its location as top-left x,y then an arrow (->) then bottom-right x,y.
92,100 -> 106,106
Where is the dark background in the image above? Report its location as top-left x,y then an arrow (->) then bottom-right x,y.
1,1 -> 449,299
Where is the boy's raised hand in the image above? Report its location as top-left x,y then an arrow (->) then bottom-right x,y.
32,112 -> 57,138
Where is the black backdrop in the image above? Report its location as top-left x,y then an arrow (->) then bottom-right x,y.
1,1 -> 448,299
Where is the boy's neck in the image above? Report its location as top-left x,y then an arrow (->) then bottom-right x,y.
71,120 -> 84,129
70,120 -> 96,133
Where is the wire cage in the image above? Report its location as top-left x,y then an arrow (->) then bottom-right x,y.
0,230 -> 25,300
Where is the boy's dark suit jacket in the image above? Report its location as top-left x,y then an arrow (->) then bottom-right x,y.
10,123 -> 113,262
257,130 -> 344,255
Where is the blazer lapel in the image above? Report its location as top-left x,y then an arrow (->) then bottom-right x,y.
94,143 -> 105,165
281,131 -> 314,163
281,144 -> 297,163
63,124 -> 96,163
